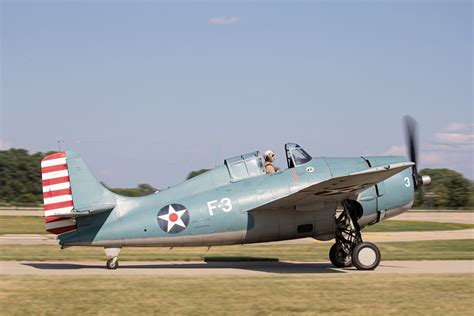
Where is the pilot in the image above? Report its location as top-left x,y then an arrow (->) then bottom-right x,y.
264,150 -> 277,174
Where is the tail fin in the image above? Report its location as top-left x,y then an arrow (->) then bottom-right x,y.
41,151 -> 115,235
42,152 -> 76,234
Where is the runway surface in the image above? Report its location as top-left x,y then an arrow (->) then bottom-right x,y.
2,228 -> 472,246
1,260 -> 473,276
393,212 -> 474,224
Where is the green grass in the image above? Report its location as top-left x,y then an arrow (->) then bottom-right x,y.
364,220 -> 474,232
0,274 -> 472,315
0,216 -> 45,235
1,239 -> 473,261
1,216 -> 473,235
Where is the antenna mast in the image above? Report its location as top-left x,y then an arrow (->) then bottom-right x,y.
57,140 -> 64,152
214,144 -> 220,167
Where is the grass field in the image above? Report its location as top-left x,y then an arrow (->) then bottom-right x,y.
1,216 -> 473,235
0,216 -> 46,234
0,274 -> 472,315
1,239 -> 473,261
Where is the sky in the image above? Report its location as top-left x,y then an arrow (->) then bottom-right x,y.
1,0 -> 473,188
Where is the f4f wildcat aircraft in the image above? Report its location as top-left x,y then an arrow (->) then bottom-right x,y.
41,116 -> 430,270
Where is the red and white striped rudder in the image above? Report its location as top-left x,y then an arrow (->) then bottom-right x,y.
41,152 -> 77,235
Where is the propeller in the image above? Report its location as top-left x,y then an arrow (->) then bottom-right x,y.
403,115 -> 431,190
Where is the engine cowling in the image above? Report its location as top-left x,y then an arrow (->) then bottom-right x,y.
357,156 -> 415,227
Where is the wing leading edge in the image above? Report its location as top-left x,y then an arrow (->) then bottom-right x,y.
249,162 -> 414,211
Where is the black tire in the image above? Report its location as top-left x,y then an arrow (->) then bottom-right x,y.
329,243 -> 353,268
352,242 -> 381,270
106,258 -> 119,270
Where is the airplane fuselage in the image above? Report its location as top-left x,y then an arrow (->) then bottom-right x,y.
59,155 -> 413,248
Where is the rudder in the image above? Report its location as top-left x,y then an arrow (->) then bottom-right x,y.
41,151 -> 115,235
42,152 -> 76,234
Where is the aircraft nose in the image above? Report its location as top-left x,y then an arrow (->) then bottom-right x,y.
421,175 -> 431,186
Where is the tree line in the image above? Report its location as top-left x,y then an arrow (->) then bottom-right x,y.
0,149 -> 158,206
0,148 -> 472,209
415,169 -> 473,209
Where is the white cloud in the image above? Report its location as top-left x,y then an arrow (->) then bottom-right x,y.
383,145 -> 405,156
0,138 -> 12,150
425,122 -> 473,178
208,16 -> 240,25
434,122 -> 474,146
379,122 -> 473,178
422,152 -> 444,164
443,122 -> 472,133
435,132 -> 473,144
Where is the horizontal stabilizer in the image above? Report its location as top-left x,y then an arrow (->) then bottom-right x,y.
52,204 -> 115,218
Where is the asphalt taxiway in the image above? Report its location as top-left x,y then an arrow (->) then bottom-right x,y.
1,260 -> 472,276
2,228 -> 472,246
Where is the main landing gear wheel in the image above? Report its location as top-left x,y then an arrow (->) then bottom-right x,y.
329,243 -> 353,268
329,200 -> 382,270
352,242 -> 381,270
106,257 -> 119,270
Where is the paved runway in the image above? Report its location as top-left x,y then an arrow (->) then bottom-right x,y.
393,212 -> 474,224
1,228 -> 473,246
1,260 -> 473,276
0,209 -> 43,216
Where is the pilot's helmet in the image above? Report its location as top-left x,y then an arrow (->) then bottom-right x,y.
264,150 -> 276,162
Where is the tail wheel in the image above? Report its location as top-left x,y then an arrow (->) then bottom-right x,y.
352,242 -> 381,270
106,258 -> 119,270
329,243 -> 353,268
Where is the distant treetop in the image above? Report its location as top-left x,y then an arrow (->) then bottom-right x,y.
186,169 -> 210,180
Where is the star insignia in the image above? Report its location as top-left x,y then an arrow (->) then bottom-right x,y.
157,204 -> 189,233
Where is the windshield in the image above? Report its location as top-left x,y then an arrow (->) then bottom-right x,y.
292,148 -> 311,165
285,143 -> 312,168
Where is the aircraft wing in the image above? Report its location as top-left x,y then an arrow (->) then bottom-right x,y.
250,162 -> 414,211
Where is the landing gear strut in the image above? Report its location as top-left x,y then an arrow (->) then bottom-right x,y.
329,201 -> 381,270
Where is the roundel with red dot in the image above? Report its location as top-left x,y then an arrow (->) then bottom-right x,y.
157,204 -> 190,234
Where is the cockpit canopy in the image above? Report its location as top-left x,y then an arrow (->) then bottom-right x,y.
224,143 -> 312,181
225,151 -> 265,181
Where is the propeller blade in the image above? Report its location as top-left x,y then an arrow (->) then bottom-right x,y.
403,115 -> 420,189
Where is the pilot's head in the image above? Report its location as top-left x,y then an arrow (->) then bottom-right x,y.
264,150 -> 276,162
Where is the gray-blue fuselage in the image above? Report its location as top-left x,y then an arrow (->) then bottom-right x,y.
59,155 -> 413,248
